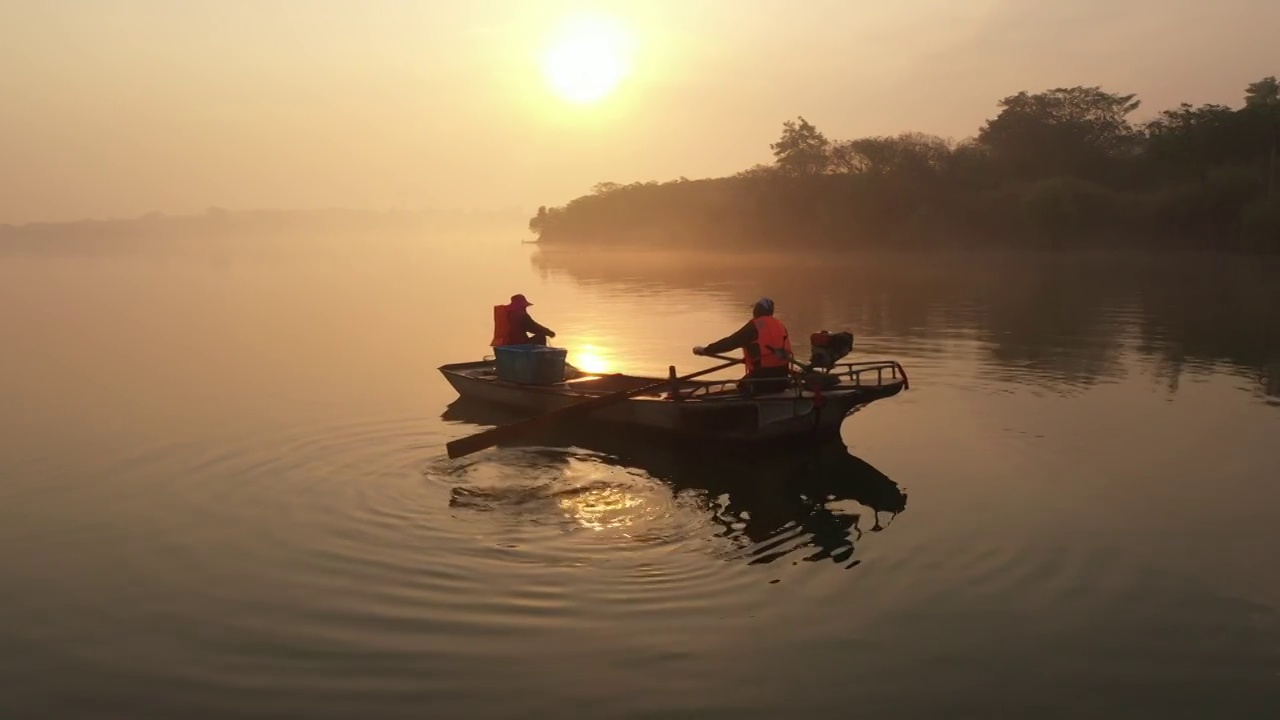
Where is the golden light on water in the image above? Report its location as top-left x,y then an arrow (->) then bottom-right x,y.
571,344 -> 613,375
558,486 -> 648,531
554,461 -> 668,533
539,12 -> 635,105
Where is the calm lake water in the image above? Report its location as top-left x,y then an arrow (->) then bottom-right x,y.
2,228 -> 1279,718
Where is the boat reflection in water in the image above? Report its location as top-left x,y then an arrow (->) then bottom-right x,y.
441,398 -> 907,569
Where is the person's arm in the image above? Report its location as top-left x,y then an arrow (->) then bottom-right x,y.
522,312 -> 555,338
700,321 -> 757,356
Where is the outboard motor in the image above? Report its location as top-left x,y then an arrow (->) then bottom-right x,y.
808,330 -> 854,371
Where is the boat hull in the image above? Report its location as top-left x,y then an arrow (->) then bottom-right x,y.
439,360 -> 905,443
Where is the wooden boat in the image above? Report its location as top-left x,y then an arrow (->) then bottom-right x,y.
438,355 -> 908,443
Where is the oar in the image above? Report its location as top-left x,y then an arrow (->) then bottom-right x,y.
445,358 -> 742,459
706,352 -> 811,372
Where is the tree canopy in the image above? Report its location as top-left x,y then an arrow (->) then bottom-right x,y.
531,78 -> 1280,252
770,117 -> 831,176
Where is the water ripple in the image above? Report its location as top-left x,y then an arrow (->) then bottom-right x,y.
1,413 -> 920,712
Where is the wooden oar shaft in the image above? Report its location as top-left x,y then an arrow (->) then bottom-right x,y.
708,351 -> 814,373
707,352 -> 811,374
445,358 -> 741,459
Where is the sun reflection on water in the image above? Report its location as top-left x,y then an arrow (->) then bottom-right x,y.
571,343 -> 613,375
558,485 -> 648,530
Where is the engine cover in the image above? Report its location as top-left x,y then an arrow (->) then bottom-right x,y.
808,331 -> 854,371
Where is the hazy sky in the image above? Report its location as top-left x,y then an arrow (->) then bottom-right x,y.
2,0 -> 1277,224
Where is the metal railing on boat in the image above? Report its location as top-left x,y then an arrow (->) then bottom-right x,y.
670,359 -> 909,400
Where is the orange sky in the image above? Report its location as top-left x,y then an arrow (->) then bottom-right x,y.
1,0 -> 1277,224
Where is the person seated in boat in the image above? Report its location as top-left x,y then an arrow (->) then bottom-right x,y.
490,293 -> 557,347
692,297 -> 793,395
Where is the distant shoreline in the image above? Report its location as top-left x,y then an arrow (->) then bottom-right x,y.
0,207 -> 530,248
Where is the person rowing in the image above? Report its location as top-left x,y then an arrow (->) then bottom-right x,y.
692,297 -> 792,395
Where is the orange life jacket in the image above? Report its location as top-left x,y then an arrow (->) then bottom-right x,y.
490,304 -> 513,347
746,315 -> 792,373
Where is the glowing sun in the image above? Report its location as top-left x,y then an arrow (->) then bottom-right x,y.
540,13 -> 635,104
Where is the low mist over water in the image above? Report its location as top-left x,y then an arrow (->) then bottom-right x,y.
2,229 -> 1279,717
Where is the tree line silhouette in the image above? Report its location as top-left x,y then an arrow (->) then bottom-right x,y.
530,78 -> 1280,251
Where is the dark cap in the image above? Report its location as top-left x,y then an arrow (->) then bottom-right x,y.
510,294 -> 532,307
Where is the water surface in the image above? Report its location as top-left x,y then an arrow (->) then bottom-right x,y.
2,231 -> 1278,718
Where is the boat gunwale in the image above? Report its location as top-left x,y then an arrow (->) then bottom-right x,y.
438,359 -> 907,404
